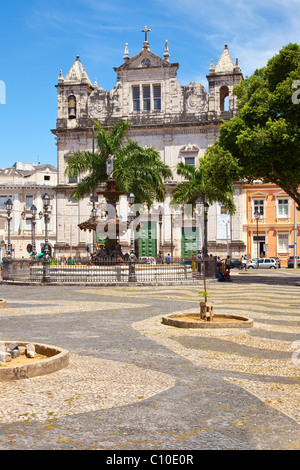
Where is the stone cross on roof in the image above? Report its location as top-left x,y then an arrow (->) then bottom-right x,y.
141,26 -> 151,51
142,26 -> 151,42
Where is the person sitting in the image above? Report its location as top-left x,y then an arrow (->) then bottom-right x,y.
217,267 -> 223,281
217,263 -> 232,282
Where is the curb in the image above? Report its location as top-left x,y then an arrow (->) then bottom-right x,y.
161,313 -> 253,329
0,342 -> 69,382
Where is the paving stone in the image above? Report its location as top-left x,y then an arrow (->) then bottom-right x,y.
0,271 -> 299,450
9,349 -> 20,359
0,351 -> 11,363
25,343 -> 35,358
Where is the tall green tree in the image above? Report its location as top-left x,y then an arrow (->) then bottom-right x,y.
203,43 -> 300,208
66,119 -> 173,206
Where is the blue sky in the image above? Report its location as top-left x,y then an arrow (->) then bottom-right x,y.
0,0 -> 299,168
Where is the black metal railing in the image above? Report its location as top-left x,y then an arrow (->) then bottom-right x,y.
2,256 -> 217,284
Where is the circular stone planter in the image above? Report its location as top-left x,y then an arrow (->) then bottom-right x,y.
0,299 -> 7,309
0,342 -> 69,382
162,313 -> 253,329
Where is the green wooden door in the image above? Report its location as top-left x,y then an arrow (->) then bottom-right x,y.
181,227 -> 198,257
139,222 -> 157,257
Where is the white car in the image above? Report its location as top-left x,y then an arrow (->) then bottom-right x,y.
138,257 -> 156,265
247,258 -> 280,269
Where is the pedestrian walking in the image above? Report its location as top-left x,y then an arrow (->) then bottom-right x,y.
225,255 -> 231,271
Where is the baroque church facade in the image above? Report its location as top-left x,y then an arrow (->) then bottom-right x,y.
52,29 -> 245,259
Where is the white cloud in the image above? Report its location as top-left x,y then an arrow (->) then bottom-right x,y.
157,0 -> 300,75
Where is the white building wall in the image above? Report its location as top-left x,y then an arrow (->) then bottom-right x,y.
52,41 -> 244,258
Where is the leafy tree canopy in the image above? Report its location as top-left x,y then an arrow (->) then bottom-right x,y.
203,43 -> 300,208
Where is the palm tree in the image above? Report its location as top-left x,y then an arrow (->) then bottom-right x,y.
173,159 -> 236,302
65,119 -> 172,207
172,159 -> 235,256
172,160 -> 235,212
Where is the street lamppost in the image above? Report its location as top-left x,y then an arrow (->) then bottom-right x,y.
42,193 -> 51,282
158,205 -> 163,262
203,201 -> 209,258
3,198 -> 13,281
42,193 -> 51,259
127,192 -> 137,282
196,196 -> 203,258
254,209 -> 260,269
170,209 -> 174,260
22,204 -> 42,261
4,198 -> 13,259
91,199 -> 97,256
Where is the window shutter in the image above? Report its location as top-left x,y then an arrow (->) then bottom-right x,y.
143,85 -> 151,111
132,86 -> 140,111
153,85 -> 161,110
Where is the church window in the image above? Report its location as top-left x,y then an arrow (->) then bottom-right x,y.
143,85 -> 151,111
153,85 -> 161,110
68,95 -> 76,119
132,86 -> 140,111
184,157 -> 195,166
25,217 -> 32,231
67,195 -> 77,204
25,195 -> 34,209
132,84 -> 162,112
68,171 -> 78,184
0,196 -> 8,209
219,86 -> 229,112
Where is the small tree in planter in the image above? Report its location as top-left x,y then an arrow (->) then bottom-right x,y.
198,290 -> 214,321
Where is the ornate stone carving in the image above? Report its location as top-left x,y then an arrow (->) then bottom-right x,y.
187,94 -> 200,110
141,58 -> 151,67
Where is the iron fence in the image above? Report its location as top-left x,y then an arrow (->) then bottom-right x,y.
2,257 -> 217,284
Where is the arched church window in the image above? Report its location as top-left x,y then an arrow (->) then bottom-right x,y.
219,86 -> 229,112
68,95 -> 76,119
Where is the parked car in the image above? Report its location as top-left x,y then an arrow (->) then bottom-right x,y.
221,258 -> 246,269
247,258 -> 280,269
230,258 -> 243,269
138,257 -> 156,265
287,256 -> 300,268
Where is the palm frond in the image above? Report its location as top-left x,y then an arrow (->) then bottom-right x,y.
66,120 -> 173,204
176,162 -> 197,180
172,158 -> 236,213
65,151 -> 96,178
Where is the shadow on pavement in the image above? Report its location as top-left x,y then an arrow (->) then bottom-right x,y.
229,270 -> 300,287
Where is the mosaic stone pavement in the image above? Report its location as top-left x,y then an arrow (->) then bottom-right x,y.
0,269 -> 299,450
